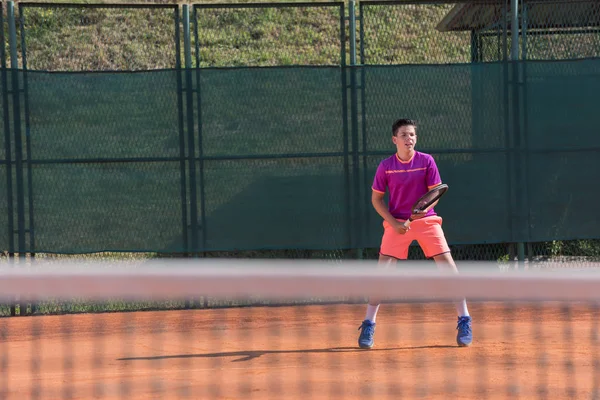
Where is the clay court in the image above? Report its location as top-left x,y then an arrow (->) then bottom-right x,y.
1,302 -> 598,399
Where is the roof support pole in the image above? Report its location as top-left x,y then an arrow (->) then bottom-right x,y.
511,0 -> 519,60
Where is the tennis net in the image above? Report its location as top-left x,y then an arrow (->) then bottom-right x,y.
0,258 -> 599,399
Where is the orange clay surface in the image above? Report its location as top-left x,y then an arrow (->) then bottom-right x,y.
1,302 -> 599,399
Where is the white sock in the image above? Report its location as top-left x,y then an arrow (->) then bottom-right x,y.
456,299 -> 470,317
432,257 -> 470,318
365,304 -> 380,323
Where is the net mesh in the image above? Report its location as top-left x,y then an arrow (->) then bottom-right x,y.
1,258 -> 600,399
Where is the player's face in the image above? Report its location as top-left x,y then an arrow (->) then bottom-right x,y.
392,125 -> 417,152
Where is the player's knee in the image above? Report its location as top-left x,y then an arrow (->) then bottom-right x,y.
378,254 -> 396,266
432,252 -> 457,268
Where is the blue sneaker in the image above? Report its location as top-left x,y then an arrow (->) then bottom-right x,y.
456,316 -> 473,347
358,320 -> 376,349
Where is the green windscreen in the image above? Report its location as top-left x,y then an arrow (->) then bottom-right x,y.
1,60 -> 598,253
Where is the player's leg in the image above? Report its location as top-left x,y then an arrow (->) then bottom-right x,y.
433,252 -> 473,347
365,254 -> 395,320
413,217 -> 473,347
358,254 -> 395,349
432,252 -> 470,318
358,221 -> 410,349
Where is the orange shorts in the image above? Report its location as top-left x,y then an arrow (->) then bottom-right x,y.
379,216 -> 450,260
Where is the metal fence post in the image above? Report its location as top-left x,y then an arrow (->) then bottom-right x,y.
7,1 -> 24,316
174,6 -> 190,256
7,2 -> 25,259
192,6 -> 207,255
358,2 -> 370,250
183,5 -> 199,255
509,0 -> 526,267
521,2 -> 531,264
18,4 -> 35,262
349,0 -> 362,259
339,3 -> 351,252
2,1 -> 16,317
1,0 -> 15,260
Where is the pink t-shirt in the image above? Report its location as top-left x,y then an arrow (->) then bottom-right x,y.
372,151 -> 442,220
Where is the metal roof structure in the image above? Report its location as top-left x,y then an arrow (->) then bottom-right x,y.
437,0 -> 600,32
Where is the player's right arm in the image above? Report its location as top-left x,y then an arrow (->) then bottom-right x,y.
371,190 -> 409,234
371,161 -> 409,234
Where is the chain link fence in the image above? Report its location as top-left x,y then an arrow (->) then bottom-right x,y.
0,1 -> 598,267
360,2 -> 472,64
18,4 -> 179,71
358,0 -> 600,263
522,0 -> 600,60
190,3 -> 348,260
193,3 -> 344,67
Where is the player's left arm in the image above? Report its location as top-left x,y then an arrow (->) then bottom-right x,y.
425,155 -> 443,209
412,156 -> 443,219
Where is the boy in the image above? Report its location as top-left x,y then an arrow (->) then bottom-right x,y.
358,119 -> 472,349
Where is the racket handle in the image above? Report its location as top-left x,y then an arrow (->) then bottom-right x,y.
403,219 -> 412,229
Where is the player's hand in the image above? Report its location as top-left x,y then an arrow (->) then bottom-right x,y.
392,221 -> 409,235
409,210 -> 427,220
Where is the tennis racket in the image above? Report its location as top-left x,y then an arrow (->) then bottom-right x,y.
403,183 -> 449,228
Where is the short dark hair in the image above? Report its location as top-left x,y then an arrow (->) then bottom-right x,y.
392,119 -> 417,136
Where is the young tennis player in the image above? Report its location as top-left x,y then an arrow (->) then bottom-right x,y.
358,119 -> 472,348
